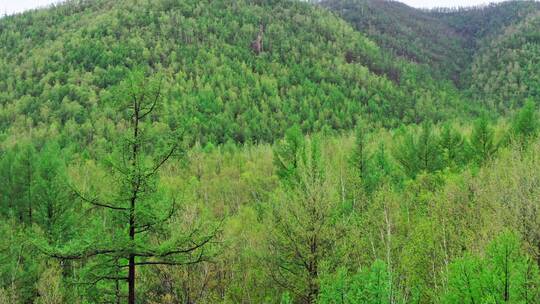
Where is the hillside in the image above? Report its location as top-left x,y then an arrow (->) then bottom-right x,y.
319,0 -> 469,83
1,1 -> 540,304
470,11 -> 540,110
429,1 -> 540,50
321,0 -> 540,92
0,0 -> 466,148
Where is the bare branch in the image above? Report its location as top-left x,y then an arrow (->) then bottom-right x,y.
135,197 -> 177,235
70,184 -> 128,211
139,77 -> 163,120
147,143 -> 178,178
134,258 -> 207,267
135,236 -> 212,258
42,248 -> 121,260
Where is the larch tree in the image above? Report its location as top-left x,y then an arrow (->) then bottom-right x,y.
14,143 -> 37,224
39,71 -> 217,304
393,122 -> 442,179
318,260 -> 391,304
351,119 -> 370,181
511,99 -> 538,144
468,116 -> 497,165
417,121 -> 443,173
445,232 -> 540,304
439,122 -> 467,170
269,130 -> 343,304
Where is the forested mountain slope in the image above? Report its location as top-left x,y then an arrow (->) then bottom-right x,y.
1,1 -> 540,304
429,1 -> 540,50
0,0 -> 464,148
319,0 -> 469,83
321,0 -> 540,93
470,11 -> 540,110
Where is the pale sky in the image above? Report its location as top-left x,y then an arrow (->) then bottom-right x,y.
1,0 -> 63,16
401,0 -> 506,8
0,0 -> 512,16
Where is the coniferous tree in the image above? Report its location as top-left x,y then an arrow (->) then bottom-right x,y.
32,142 -> 72,243
366,142 -> 394,192
511,99 -> 538,144
273,125 -> 305,185
445,232 -> 540,304
318,260 -> 392,304
0,149 -> 17,219
439,123 -> 467,169
417,121 -> 443,173
41,71 -> 216,304
393,122 -> 442,178
393,127 -> 420,178
351,119 -> 370,181
13,143 -> 37,224
468,116 -> 497,165
269,135 -> 342,304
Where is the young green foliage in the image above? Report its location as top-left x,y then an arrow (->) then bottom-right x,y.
269,132 -> 343,303
39,71 -> 216,304
319,260 -> 392,304
445,232 -> 540,304
468,115 -> 497,165
511,99 -> 538,144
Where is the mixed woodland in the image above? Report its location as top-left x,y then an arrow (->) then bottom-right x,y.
1,0 -> 540,303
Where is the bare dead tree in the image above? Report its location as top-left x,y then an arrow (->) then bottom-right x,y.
251,23 -> 265,55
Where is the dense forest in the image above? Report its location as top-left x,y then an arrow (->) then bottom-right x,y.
0,0 -> 540,303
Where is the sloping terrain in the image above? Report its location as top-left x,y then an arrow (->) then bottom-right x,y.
320,0 -> 469,83
0,0 -> 464,148
322,0 -> 540,94
429,1 -> 540,50
1,1 -> 540,304
470,11 -> 540,110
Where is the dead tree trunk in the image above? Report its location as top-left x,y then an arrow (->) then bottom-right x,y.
251,24 -> 265,55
